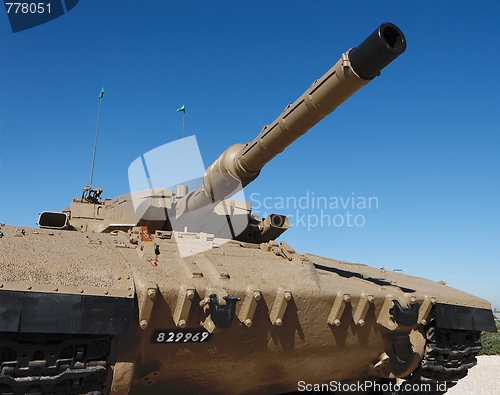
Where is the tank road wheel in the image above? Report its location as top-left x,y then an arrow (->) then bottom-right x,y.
0,333 -> 112,395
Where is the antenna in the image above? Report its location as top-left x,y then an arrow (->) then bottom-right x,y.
176,105 -> 186,185
89,87 -> 105,190
176,105 -> 187,198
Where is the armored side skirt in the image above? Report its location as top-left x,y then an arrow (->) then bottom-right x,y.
0,291 -> 134,334
435,303 -> 497,332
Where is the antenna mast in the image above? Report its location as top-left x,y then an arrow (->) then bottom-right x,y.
176,105 -> 187,197
176,104 -> 186,185
89,87 -> 105,190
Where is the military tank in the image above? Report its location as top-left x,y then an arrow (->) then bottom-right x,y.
0,22 -> 496,395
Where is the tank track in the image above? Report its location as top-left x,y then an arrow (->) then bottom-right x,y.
397,323 -> 482,395
0,333 -> 112,395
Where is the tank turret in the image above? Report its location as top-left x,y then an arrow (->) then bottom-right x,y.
45,23 -> 406,242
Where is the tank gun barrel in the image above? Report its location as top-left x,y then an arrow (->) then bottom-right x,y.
178,22 -> 406,214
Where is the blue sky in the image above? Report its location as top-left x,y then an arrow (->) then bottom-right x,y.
1,1 -> 499,308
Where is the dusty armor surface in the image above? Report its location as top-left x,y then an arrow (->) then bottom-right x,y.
0,23 -> 496,395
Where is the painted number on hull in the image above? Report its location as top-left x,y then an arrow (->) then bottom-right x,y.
152,329 -> 212,344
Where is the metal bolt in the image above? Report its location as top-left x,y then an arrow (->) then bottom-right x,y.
104,291 -> 109,295
186,290 -> 195,300
53,288 -> 58,292
284,292 -> 292,301
421,319 -> 427,326
126,275 -> 130,280
0,284 -> 3,288
148,289 -> 157,299
128,293 -> 132,297
374,352 -> 390,368
244,319 -> 252,327
79,289 -> 84,293
358,319 -> 365,326
274,319 -> 283,326
253,291 -> 261,301
343,295 -> 350,302
333,319 -> 341,326
27,286 -> 32,290
367,295 -> 374,303
140,320 -> 148,329
178,320 -> 187,328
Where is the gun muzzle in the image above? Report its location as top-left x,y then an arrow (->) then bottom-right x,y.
349,22 -> 406,80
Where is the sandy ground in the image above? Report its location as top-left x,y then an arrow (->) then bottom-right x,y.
445,356 -> 500,395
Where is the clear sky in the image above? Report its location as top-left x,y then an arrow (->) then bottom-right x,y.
1,1 -> 499,308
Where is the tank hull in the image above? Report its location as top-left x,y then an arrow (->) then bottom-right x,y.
0,225 -> 494,394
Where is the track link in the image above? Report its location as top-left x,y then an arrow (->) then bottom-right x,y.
397,323 -> 482,394
0,333 -> 111,395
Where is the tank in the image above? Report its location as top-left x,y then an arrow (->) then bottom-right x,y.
0,22 -> 496,395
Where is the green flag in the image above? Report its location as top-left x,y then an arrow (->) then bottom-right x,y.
98,87 -> 105,99
176,105 -> 185,112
